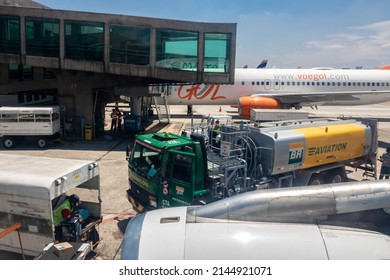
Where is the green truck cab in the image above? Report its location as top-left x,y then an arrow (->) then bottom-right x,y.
126,132 -> 208,212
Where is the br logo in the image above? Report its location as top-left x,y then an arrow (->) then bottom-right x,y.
288,143 -> 304,164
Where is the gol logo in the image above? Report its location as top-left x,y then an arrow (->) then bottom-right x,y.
178,84 -> 226,100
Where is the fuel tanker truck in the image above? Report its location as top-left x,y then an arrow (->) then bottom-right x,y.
126,117 -> 378,212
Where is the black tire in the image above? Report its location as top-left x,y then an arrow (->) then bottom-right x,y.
3,137 -> 14,149
308,173 -> 324,185
37,138 -> 47,148
326,169 -> 347,184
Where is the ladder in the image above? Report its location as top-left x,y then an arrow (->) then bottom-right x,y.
153,95 -> 170,123
150,84 -> 171,123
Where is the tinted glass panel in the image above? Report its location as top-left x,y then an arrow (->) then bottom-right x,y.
204,33 -> 231,73
110,25 -> 150,65
25,18 -> 59,57
65,21 -> 104,61
156,29 -> 198,71
8,64 -> 32,82
0,15 -> 20,54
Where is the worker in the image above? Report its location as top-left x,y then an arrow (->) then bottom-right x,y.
211,120 -> 221,149
110,108 -> 118,133
187,105 -> 193,115
379,148 -> 390,179
53,194 -> 80,226
114,102 -> 123,132
213,120 -> 221,131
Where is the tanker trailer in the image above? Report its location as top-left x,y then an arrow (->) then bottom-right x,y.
244,118 -> 377,188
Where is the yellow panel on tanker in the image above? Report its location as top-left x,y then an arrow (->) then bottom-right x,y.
294,123 -> 367,169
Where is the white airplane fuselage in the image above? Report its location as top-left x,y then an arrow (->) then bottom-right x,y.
167,68 -> 390,107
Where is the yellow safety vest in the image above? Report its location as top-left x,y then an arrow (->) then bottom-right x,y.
53,199 -> 73,226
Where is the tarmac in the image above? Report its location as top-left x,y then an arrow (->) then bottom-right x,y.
1,102 -> 390,260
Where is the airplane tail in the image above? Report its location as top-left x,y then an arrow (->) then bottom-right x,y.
257,59 -> 268,69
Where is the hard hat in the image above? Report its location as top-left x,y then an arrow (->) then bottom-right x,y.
69,194 -> 80,204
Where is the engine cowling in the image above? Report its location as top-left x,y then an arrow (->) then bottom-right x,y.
238,96 -> 281,118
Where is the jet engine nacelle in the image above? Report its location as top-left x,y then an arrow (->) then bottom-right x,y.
238,96 -> 281,118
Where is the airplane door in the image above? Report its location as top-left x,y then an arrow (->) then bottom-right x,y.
274,80 -> 280,90
265,79 -> 271,90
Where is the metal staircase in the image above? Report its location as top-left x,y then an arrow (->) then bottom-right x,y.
150,84 -> 171,123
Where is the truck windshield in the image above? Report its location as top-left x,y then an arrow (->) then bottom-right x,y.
130,141 -> 162,176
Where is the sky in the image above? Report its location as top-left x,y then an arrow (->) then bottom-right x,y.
35,0 -> 390,69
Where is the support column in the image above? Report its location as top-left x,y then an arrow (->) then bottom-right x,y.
130,96 -> 142,116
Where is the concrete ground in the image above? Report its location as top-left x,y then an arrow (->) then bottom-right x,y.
1,102 -> 390,259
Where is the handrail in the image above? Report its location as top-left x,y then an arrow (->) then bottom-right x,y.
0,223 -> 25,260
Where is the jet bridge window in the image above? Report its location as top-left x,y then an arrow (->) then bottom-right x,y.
65,21 -> 104,61
109,25 -> 150,65
204,33 -> 231,73
156,29 -> 198,71
25,18 -> 59,57
0,15 -> 20,55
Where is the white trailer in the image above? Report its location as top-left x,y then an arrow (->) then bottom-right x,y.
250,108 -> 309,122
0,106 -> 61,148
0,154 -> 101,258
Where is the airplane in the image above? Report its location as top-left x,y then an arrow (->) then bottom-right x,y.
164,65 -> 390,118
122,180 -> 390,260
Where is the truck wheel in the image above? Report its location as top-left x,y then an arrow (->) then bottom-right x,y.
327,169 -> 347,184
308,174 -> 324,185
3,138 -> 14,149
37,138 -> 47,148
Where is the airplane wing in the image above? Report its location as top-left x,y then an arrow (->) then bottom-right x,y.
251,90 -> 390,106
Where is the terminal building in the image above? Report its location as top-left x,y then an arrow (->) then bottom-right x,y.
0,0 -> 236,138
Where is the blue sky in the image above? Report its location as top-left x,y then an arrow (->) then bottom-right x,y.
36,0 -> 390,69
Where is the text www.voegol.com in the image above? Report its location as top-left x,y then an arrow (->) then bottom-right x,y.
273,73 -> 350,81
